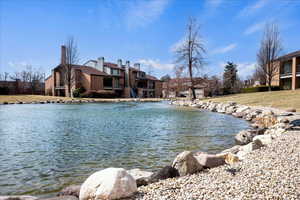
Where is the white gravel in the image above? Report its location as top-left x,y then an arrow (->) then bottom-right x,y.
130,130 -> 300,200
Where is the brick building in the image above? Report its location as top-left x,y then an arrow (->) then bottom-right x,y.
0,80 -> 44,95
271,50 -> 300,90
45,46 -> 162,98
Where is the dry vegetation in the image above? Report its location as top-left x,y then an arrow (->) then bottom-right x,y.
0,95 -> 73,103
204,90 -> 300,111
0,95 -> 162,104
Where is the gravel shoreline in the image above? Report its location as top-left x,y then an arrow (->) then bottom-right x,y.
130,130 -> 300,200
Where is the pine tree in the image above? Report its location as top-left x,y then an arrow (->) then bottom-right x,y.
223,62 -> 238,94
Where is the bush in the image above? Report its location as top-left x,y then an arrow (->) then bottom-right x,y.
242,86 -> 280,93
80,92 -> 119,98
73,87 -> 86,98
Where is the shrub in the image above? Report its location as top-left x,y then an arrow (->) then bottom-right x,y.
242,86 -> 280,93
73,87 -> 86,98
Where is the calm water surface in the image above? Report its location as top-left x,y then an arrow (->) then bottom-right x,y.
0,102 -> 249,195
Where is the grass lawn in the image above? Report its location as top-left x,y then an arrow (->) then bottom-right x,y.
204,90 -> 300,111
0,95 -> 74,103
0,95 -> 163,104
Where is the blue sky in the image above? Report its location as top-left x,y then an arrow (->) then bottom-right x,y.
0,0 -> 300,79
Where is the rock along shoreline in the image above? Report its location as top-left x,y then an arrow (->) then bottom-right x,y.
1,99 -> 300,200
0,98 -> 163,105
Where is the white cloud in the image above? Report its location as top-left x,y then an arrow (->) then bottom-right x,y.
219,62 -> 256,80
206,0 -> 223,8
169,38 -> 186,52
8,61 -> 31,69
212,43 -> 237,55
244,21 -> 265,35
238,0 -> 270,17
237,62 -> 257,79
124,0 -> 170,29
138,59 -> 174,71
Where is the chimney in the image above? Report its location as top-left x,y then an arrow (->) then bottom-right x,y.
126,61 -> 130,68
61,45 -> 66,65
96,57 -> 104,71
134,63 -> 140,71
117,59 -> 122,68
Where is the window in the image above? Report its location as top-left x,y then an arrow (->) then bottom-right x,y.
104,67 -> 110,74
103,77 -> 113,88
114,78 -> 120,88
282,62 -> 292,74
137,71 -> 145,78
148,81 -> 155,89
111,69 -> 120,75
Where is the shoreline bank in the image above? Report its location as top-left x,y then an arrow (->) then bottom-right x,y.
1,99 -> 299,200
0,97 -> 164,105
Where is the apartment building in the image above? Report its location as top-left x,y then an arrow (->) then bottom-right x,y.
271,50 -> 300,90
45,46 -> 162,98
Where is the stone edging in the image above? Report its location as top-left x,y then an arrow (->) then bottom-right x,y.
0,98 -> 163,105
170,99 -> 300,160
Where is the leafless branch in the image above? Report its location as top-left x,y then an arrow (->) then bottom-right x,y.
173,17 -> 206,99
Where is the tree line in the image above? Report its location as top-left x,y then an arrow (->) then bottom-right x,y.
0,66 -> 45,95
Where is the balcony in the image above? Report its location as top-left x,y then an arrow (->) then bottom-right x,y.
280,72 -> 292,78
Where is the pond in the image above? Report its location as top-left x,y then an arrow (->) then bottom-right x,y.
0,102 -> 249,196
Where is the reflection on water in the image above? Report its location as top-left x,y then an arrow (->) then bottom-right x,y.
0,102 -> 248,195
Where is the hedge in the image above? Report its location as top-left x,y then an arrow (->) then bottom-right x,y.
242,86 -> 280,93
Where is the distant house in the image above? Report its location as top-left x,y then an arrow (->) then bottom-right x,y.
271,50 -> 300,90
162,77 -> 208,99
45,46 -> 162,98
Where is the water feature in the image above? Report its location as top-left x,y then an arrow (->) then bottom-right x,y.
0,102 -> 249,195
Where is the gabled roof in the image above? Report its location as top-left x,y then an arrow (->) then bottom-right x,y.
146,75 -> 159,81
104,62 -> 124,70
277,50 -> 300,61
72,65 -> 108,76
83,60 -> 124,70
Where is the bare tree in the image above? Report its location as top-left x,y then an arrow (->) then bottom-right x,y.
63,36 -> 79,97
10,72 -> 21,81
174,17 -> 205,99
0,72 -> 9,81
257,22 -> 282,91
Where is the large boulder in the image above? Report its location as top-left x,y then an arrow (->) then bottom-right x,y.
223,153 -> 240,164
172,151 -> 203,176
193,152 -> 225,168
0,196 -> 38,200
79,168 -> 137,200
232,112 -> 245,118
235,105 -> 250,113
285,108 -> 296,112
42,196 -> 78,200
253,134 -> 272,146
235,130 -> 255,145
58,185 -> 81,197
236,142 -> 262,160
148,166 -> 179,183
127,168 -> 153,187
221,145 -> 241,154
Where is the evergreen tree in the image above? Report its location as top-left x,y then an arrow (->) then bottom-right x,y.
223,62 -> 238,94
